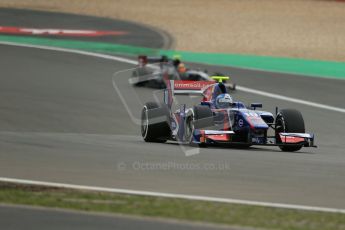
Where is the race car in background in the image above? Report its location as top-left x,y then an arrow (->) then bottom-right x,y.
130,55 -> 236,90
141,77 -> 316,152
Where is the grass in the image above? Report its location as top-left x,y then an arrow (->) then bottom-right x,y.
0,183 -> 344,230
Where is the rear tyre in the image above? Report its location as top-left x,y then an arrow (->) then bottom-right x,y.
141,102 -> 170,143
229,83 -> 236,91
275,109 -> 305,152
132,70 -> 145,87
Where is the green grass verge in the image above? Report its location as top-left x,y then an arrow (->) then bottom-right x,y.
0,35 -> 345,80
0,183 -> 344,230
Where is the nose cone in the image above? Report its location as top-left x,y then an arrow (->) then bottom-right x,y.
243,112 -> 269,129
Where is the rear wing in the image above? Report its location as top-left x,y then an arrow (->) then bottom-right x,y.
168,80 -> 215,95
164,80 -> 215,108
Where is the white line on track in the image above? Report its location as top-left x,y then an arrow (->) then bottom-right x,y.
237,86 -> 345,113
1,177 -> 344,214
0,41 -> 344,114
1,41 -> 345,213
0,41 -> 137,65
0,41 -> 345,113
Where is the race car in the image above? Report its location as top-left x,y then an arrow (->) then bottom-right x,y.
140,77 -> 316,152
130,55 -> 236,90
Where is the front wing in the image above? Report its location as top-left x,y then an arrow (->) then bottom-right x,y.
192,130 -> 316,148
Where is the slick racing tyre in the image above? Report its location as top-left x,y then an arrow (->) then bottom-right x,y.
275,109 -> 305,152
184,115 -> 194,143
132,70 -> 145,86
228,83 -> 236,91
141,102 -> 171,142
192,106 -> 214,147
193,106 -> 214,129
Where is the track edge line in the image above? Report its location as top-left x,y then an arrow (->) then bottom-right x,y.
0,177 -> 344,214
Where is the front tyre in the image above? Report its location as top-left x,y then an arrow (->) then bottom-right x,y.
185,116 -> 207,148
192,106 -> 214,147
141,102 -> 170,143
193,105 -> 214,129
184,116 -> 194,143
275,109 -> 305,152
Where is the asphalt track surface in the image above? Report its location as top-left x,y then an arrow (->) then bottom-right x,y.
0,205 -> 231,230
1,43 -> 345,208
0,7 -> 345,229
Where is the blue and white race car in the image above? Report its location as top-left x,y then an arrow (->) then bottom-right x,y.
141,77 -> 316,152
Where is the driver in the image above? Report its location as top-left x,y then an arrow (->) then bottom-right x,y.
215,93 -> 233,109
177,63 -> 187,74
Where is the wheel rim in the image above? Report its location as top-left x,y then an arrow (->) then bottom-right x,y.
185,116 -> 194,142
275,115 -> 286,143
141,106 -> 149,138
